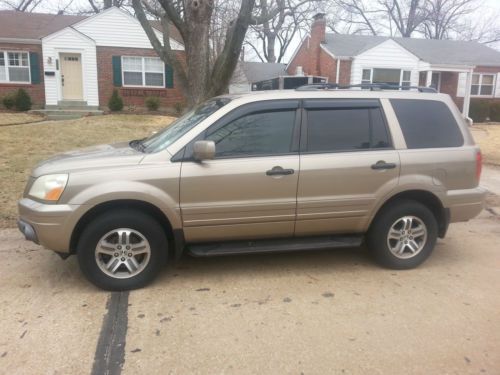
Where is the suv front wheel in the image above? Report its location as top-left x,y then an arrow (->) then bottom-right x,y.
367,200 -> 438,269
77,210 -> 168,291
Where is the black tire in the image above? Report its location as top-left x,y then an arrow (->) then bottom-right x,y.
77,209 -> 168,291
367,199 -> 438,270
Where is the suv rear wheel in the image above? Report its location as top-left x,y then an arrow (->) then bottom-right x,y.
367,200 -> 438,269
77,210 -> 167,291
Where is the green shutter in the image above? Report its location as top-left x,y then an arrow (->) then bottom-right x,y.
112,56 -> 122,87
29,52 -> 40,84
165,64 -> 174,88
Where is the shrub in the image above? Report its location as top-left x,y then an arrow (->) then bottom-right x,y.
489,102 -> 500,122
108,89 -> 124,111
145,96 -> 160,111
2,93 -> 15,109
14,88 -> 32,111
469,99 -> 490,123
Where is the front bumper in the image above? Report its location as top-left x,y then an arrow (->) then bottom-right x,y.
17,198 -> 84,253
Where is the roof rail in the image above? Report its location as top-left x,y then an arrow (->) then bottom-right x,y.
295,83 -> 437,93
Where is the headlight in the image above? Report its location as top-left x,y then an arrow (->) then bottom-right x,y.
29,174 -> 69,202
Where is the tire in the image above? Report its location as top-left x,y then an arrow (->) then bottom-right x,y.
367,199 -> 438,270
77,209 -> 168,291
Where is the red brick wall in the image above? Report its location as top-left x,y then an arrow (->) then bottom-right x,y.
96,46 -> 185,110
0,43 -> 45,108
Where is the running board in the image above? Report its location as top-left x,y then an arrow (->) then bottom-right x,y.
187,235 -> 364,257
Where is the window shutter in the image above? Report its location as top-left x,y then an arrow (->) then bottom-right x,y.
29,52 -> 40,84
495,73 -> 500,98
112,56 -> 122,87
456,73 -> 466,97
165,64 -> 174,88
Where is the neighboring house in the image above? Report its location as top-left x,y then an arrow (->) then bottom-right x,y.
229,61 -> 287,93
0,7 -> 185,110
287,13 -> 500,118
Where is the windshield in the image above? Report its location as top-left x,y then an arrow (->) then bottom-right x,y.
138,97 -> 231,153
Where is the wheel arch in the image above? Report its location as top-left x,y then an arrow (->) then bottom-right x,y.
69,199 -> 185,259
369,190 -> 450,238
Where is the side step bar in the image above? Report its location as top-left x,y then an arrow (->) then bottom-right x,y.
187,235 -> 364,257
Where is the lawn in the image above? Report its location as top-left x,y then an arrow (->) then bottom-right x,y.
0,112 -> 45,126
0,114 -> 174,228
471,124 -> 500,166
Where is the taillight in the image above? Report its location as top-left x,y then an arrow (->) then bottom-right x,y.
476,150 -> 482,181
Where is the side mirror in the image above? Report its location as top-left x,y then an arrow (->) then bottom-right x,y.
193,140 -> 215,161
465,117 -> 473,127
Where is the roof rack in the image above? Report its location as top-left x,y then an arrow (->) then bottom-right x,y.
295,83 -> 437,93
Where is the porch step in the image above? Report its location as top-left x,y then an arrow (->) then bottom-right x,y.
30,108 -> 103,121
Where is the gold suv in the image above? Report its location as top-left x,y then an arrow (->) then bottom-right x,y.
18,87 -> 486,290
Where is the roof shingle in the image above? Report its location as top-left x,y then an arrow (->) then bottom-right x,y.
322,34 -> 500,67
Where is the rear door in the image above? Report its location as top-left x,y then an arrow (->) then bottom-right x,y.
295,99 -> 400,236
179,100 -> 301,243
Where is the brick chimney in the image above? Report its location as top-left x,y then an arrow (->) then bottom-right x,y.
309,13 -> 326,75
311,13 -> 326,44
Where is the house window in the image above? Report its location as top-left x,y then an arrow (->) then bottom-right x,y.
0,51 -> 30,83
471,74 -> 495,96
401,70 -> 411,89
122,56 -> 164,87
361,68 -> 411,89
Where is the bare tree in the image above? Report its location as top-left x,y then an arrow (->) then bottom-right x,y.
132,0 -> 262,106
381,0 -> 427,37
0,0 -> 44,11
245,0 -> 322,63
327,0 -> 383,35
421,0 -> 479,39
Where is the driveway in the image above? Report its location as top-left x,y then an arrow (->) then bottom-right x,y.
0,171 -> 499,374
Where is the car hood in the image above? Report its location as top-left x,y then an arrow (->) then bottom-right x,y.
32,142 -> 144,177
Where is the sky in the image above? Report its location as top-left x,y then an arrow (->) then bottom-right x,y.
1,0 -> 499,61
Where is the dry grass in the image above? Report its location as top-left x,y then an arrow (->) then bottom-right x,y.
0,114 -> 174,228
470,123 -> 500,166
0,112 -> 45,126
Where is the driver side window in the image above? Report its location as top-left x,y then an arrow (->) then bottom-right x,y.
205,109 -> 296,158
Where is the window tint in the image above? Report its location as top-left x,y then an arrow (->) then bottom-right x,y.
306,107 -> 391,152
206,110 -> 296,158
390,99 -> 463,148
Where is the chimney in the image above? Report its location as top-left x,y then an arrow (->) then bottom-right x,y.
311,13 -> 326,43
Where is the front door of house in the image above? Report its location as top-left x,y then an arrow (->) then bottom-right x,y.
60,53 -> 83,100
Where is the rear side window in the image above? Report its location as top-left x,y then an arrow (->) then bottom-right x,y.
306,107 -> 391,152
390,99 -> 463,148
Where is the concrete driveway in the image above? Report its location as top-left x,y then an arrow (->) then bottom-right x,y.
1,170 -> 499,375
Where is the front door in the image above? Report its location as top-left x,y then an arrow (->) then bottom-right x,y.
295,99 -> 400,236
60,53 -> 83,100
180,101 -> 301,243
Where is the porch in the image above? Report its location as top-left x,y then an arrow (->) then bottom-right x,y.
418,65 -> 475,118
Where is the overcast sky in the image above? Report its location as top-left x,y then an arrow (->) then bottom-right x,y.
1,0 -> 499,61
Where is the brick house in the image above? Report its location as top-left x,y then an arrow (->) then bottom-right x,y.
0,7 -> 185,110
287,13 -> 500,118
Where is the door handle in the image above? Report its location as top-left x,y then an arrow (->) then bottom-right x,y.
371,160 -> 396,170
266,166 -> 295,176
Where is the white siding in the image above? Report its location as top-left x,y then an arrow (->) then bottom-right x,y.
457,73 -> 466,97
42,28 -> 99,106
350,39 -> 420,86
74,7 -> 184,50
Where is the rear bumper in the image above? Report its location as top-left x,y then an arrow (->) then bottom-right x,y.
18,198 -> 84,253
447,186 -> 487,223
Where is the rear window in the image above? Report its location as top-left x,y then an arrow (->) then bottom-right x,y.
390,99 -> 463,148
